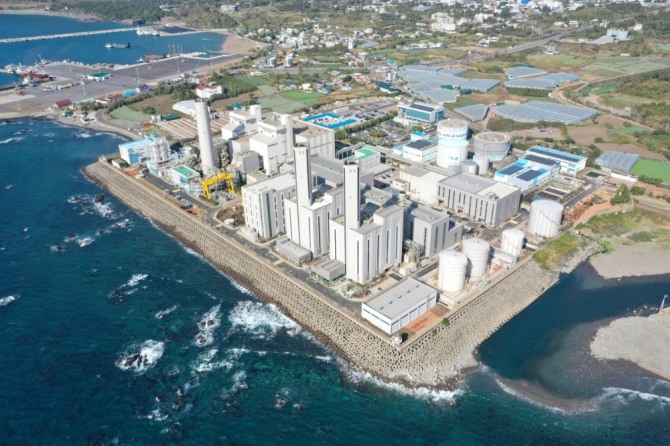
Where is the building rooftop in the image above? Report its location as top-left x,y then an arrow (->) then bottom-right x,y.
527,146 -> 587,164
440,172 -> 495,194
522,153 -> 561,167
364,278 -> 435,320
406,140 -> 434,150
244,171 -> 295,192
595,151 -> 640,172
171,165 -> 200,180
408,204 -> 449,222
478,181 -> 519,199
347,147 -> 380,161
517,169 -> 546,181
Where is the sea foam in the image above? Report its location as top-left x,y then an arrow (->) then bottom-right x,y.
0,294 -> 19,307
228,301 -> 300,339
116,340 -> 165,374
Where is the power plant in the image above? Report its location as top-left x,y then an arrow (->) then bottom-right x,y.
528,199 -> 564,237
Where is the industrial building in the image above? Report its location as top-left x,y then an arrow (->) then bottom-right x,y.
527,199 -> 564,237
242,171 -> 296,240
118,135 -> 173,167
221,105 -> 262,140
284,147 -> 344,258
343,146 -> 382,172
525,146 -> 587,175
169,165 -> 201,195
329,163 -> 404,284
393,139 -> 438,164
595,151 -> 640,173
361,278 -> 438,335
404,204 -> 463,258
494,155 -> 559,191
397,166 -> 447,205
437,173 -> 521,226
396,102 -> 445,126
436,119 -> 470,168
473,132 -> 511,161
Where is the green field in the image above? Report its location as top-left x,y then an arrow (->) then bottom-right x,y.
238,75 -> 271,87
582,81 -> 617,95
258,95 -> 306,113
527,54 -> 590,71
257,85 -> 279,95
632,159 -> 670,182
581,58 -> 670,77
109,106 -> 150,129
279,90 -> 323,106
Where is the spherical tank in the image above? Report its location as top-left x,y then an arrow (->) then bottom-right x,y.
473,154 -> 490,175
437,119 -> 469,142
438,250 -> 468,293
462,238 -> 490,278
501,229 -> 525,257
461,160 -> 479,175
473,132 -> 511,161
528,199 -> 564,237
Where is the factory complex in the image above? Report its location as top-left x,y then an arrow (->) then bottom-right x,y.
109,96 -> 593,342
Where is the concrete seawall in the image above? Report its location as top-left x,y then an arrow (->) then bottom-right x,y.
84,160 -> 559,387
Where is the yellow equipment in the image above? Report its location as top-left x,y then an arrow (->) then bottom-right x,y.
202,172 -> 237,200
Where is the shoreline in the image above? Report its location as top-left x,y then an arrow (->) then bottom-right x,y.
82,158 -> 564,389
589,244 -> 670,279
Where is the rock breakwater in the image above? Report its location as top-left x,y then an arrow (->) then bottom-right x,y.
84,160 -> 559,387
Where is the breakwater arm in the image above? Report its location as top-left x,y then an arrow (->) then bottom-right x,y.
84,160 -> 560,387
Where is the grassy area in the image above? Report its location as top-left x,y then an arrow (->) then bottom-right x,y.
534,232 -> 584,270
443,96 -> 480,110
237,75 -> 271,87
632,159 -> 670,182
582,81 -> 617,95
581,58 -> 670,77
527,54 -> 591,72
577,209 -> 670,248
279,90 -> 323,106
258,94 -> 307,113
600,93 -> 654,108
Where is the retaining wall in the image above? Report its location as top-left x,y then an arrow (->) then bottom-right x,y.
84,160 -> 559,387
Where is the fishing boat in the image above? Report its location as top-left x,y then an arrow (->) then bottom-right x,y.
105,42 -> 131,49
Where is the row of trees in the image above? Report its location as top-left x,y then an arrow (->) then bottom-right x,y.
334,113 -> 396,141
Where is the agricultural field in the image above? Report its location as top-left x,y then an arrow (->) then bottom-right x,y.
580,57 -> 670,77
279,90 -> 323,107
631,159 -> 670,182
257,95 -> 308,114
527,54 -> 591,72
109,106 -> 151,129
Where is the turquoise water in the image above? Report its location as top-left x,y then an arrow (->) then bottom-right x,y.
0,14 -> 226,87
1,119 -> 669,444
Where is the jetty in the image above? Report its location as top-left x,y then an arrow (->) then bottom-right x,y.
83,159 -> 584,386
0,28 -> 131,44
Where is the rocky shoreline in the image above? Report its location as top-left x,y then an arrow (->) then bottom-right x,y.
84,159 -> 585,388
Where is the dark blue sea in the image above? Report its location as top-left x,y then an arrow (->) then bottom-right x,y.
0,14 -> 227,88
1,119 -> 669,445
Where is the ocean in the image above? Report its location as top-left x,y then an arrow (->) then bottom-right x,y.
0,14 -> 227,88
1,118 -> 668,444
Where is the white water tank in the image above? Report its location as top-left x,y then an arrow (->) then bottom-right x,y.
462,238 -> 490,278
528,199 -> 564,237
501,229 -> 525,257
438,250 -> 468,293
437,119 -> 469,141
461,160 -> 479,175
473,132 -> 511,161
437,140 -> 469,168
473,154 -> 490,175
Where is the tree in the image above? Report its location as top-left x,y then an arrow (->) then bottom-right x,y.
631,186 -> 646,195
610,184 -> 632,205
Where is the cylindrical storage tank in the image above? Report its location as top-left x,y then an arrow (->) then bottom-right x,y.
462,238 -> 490,279
437,119 -> 469,142
461,160 -> 479,175
501,229 -> 525,257
473,154 -> 490,175
437,140 -> 469,168
528,199 -> 564,237
438,250 -> 468,293
473,132 -> 511,161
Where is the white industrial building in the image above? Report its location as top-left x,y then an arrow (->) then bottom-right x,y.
221,105 -> 262,140
242,171 -> 296,240
394,139 -> 438,164
396,102 -> 445,126
249,113 -> 294,175
525,146 -> 587,175
118,135 -> 172,167
397,166 -> 447,205
362,278 -> 438,335
405,204 -> 463,258
329,163 -> 404,284
431,12 -> 456,33
284,146 -> 344,258
437,173 -> 521,227
195,83 -> 223,99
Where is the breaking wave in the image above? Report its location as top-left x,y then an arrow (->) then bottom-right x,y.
0,137 -> 23,145
228,301 -> 300,339
155,304 -> 179,320
193,305 -> 221,347
0,294 -> 19,307
108,273 -> 149,304
116,340 -> 165,374
599,387 -> 670,407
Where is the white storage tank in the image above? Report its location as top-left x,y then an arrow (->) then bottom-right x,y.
528,199 -> 564,237
501,229 -> 525,257
473,132 -> 511,161
437,140 -> 469,168
462,238 -> 490,279
461,160 -> 479,175
438,250 -> 468,293
473,154 -> 490,175
437,119 -> 469,141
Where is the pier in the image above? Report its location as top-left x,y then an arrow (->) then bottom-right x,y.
0,28 -> 131,44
